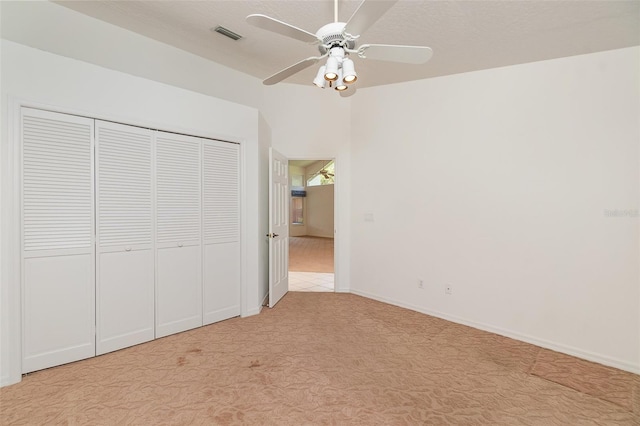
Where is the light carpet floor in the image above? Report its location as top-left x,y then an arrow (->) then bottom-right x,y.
1,293 -> 638,425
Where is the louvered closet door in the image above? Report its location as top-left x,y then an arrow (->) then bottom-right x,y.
21,108 -> 95,373
155,132 -> 202,338
95,121 -> 154,355
203,140 -> 240,325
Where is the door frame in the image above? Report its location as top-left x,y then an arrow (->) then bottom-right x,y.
286,157 -> 340,291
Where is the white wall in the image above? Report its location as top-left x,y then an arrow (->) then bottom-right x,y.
0,40 -> 262,386
0,1 -> 262,109
261,85 -> 350,159
306,185 -> 335,238
350,47 -> 640,373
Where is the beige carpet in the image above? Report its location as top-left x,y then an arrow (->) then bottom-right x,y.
288,236 -> 334,273
1,293 -> 638,425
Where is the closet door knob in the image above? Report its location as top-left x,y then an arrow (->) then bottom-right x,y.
125,247 -> 132,252
178,243 -> 183,248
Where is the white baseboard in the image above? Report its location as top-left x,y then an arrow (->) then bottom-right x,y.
1,374 -> 20,388
243,306 -> 261,317
242,291 -> 270,318
349,288 -> 640,375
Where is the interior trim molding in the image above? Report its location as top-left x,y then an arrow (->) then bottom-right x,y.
243,306 -> 263,317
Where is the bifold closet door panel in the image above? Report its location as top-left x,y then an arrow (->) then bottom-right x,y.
23,256 -> 94,373
203,141 -> 240,325
155,132 -> 202,338
156,245 -> 202,337
204,243 -> 240,324
97,250 -> 154,354
95,121 -> 154,355
21,108 -> 95,373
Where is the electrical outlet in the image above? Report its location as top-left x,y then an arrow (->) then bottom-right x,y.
418,279 -> 424,289
445,284 -> 452,295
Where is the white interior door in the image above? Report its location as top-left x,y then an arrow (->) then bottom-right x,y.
21,108 -> 96,373
268,148 -> 289,308
95,120 -> 154,355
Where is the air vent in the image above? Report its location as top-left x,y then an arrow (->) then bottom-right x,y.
212,26 -> 243,41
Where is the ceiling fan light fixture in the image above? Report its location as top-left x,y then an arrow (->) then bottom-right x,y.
246,0 -> 433,96
324,57 -> 339,81
342,58 -> 357,84
313,66 -> 327,88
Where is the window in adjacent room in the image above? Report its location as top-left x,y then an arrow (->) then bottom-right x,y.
291,197 -> 304,225
291,174 -> 304,188
307,160 -> 335,186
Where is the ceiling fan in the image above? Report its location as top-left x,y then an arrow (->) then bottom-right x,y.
310,161 -> 335,180
319,169 -> 335,179
246,0 -> 433,97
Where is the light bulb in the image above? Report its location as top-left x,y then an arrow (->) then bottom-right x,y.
324,57 -> 339,81
342,58 -> 357,84
335,69 -> 348,92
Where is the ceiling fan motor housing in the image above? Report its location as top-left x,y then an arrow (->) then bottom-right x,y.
316,22 -> 356,54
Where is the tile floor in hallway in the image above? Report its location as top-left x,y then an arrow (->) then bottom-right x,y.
289,271 -> 334,292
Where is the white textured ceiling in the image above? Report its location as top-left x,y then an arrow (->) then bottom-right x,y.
55,0 -> 640,89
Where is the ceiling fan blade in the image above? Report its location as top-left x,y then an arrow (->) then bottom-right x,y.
358,44 -> 433,64
263,56 -> 323,86
339,86 -> 357,98
246,14 -> 320,43
343,0 -> 398,38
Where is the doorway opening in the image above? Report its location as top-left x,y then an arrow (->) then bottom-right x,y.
288,159 -> 335,292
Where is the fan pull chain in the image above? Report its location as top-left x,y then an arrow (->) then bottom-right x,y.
334,0 -> 338,23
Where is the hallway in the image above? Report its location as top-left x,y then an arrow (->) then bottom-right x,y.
288,236 -> 334,292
